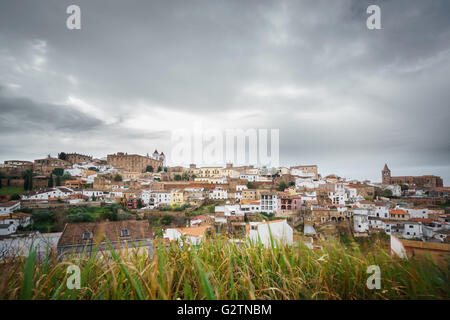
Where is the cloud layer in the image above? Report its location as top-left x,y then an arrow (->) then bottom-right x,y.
0,0 -> 449,183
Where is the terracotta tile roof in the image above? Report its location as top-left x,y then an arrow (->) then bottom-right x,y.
57,220 -> 153,247
176,225 -> 209,237
390,209 -> 409,215
411,218 -> 433,223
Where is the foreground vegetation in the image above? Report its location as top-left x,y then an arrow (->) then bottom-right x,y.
0,237 -> 448,300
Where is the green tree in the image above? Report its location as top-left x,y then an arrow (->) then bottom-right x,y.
22,170 -> 33,191
55,175 -> 62,186
157,166 -> 162,172
62,172 -> 72,180
58,152 -> 67,161
161,215 -> 173,225
401,184 -> 409,191
174,174 -> 182,181
289,181 -> 295,186
145,165 -> 154,172
52,168 -> 64,176
0,178 -> 2,189
277,181 -> 288,191
247,181 -> 255,189
382,189 -> 393,198
182,172 -> 189,181
10,194 -> 20,200
113,174 -> 123,182
48,174 -> 54,188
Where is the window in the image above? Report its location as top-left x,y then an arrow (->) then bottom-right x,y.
82,232 -> 92,240
120,229 -> 130,237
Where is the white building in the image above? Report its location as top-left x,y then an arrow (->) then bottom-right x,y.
402,222 -> 423,239
22,187 -> 74,201
372,205 -> 390,219
209,187 -> 228,200
260,193 -> 278,214
0,201 -> 20,215
354,213 -> 369,233
247,220 -> 293,247
404,208 -> 429,219
0,224 -> 17,236
215,205 -> 245,217
163,225 -> 209,246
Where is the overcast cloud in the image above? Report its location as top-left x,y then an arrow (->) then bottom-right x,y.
0,0 -> 449,183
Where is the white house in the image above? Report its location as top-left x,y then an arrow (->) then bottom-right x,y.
80,189 -> 107,200
402,222 -> 423,239
239,174 -> 257,182
209,187 -> 228,200
0,212 -> 32,229
296,178 -> 324,189
0,224 -> 17,236
344,185 -> 358,201
353,213 -> 369,233
215,205 -> 245,217
260,192 -> 278,214
372,205 -> 390,219
240,201 -> 260,213
0,201 -> 20,215
163,225 -> 210,246
153,191 -> 171,206
247,220 -> 293,247
404,208 -> 429,219
22,187 -> 74,201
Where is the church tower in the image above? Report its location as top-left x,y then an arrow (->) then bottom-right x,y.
382,163 -> 391,184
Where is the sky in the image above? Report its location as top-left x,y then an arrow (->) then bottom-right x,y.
0,0 -> 449,184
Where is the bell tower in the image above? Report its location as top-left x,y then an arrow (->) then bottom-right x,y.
382,164 -> 391,184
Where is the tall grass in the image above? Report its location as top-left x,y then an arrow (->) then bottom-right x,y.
0,237 -> 448,300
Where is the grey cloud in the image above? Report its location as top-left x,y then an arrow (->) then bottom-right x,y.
0,94 -> 103,133
0,0 -> 449,183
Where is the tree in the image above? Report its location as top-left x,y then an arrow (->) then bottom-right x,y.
113,174 -> 123,182
174,174 -> 182,181
277,181 -> 288,192
401,184 -> 409,191
0,178 -> 2,189
182,172 -> 189,181
247,181 -> 255,189
382,189 -> 393,198
10,194 -> 20,200
7,178 -> 10,187
145,165 -> 154,173
289,181 -> 295,186
161,215 -> 173,225
52,168 -> 64,176
55,175 -> 61,187
48,174 -> 54,188
62,172 -> 72,180
137,199 -> 143,209
22,170 -> 33,191
157,166 -> 162,172
58,152 -> 67,161
163,167 -> 168,172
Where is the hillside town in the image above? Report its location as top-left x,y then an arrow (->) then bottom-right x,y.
0,151 -> 449,262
